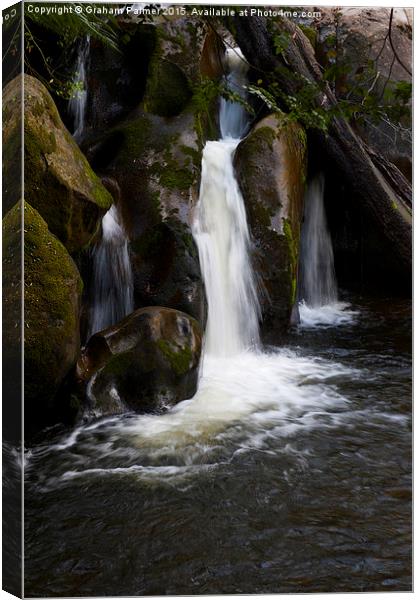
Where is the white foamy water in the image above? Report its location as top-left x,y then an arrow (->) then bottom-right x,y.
192,141 -> 260,356
88,204 -> 134,338
299,301 -> 359,329
28,348 -> 365,490
68,36 -> 90,142
192,47 -> 260,356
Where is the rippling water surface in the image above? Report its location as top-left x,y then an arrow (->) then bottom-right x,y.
24,295 -> 411,596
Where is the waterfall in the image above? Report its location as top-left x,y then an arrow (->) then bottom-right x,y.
88,205 -> 134,339
192,47 -> 260,356
299,175 -> 357,327
299,174 -> 338,306
68,36 -> 90,142
219,48 -> 250,140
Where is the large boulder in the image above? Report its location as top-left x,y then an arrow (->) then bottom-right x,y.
2,75 -> 21,217
3,75 -> 113,252
3,202 -> 83,433
77,307 -> 202,416
2,201 -> 22,442
234,114 -> 307,339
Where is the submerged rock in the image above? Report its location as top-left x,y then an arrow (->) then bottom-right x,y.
3,202 -> 83,433
234,114 -> 307,339
78,307 -> 202,416
3,75 -> 113,253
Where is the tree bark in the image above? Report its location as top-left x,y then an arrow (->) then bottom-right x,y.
232,15 -> 412,274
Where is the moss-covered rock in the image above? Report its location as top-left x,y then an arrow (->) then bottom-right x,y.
3,202 -> 83,433
2,80 -> 22,216
77,307 -> 202,416
2,201 -> 22,441
144,58 -> 192,117
234,114 -> 307,339
3,75 -> 113,253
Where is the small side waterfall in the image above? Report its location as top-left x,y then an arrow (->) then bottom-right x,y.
193,48 -> 260,356
299,174 -> 338,306
219,48 -> 250,140
68,36 -> 90,142
88,205 -> 134,339
299,174 -> 357,327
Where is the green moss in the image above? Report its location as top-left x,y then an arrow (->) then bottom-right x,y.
2,202 -> 22,345
251,200 -> 273,228
144,58 -> 192,117
282,218 -> 299,304
299,24 -> 317,49
19,202 -> 82,405
157,339 -> 193,376
113,116 -> 153,166
242,126 -> 277,161
130,226 -> 165,257
391,200 -> 399,210
151,159 -> 195,191
103,351 -> 135,377
180,144 -> 201,169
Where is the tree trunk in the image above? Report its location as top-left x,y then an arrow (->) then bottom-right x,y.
232,15 -> 412,275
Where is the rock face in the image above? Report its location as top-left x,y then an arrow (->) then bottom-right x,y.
4,75 -> 113,253
304,7 -> 412,180
88,109 -> 204,324
85,15 -> 226,326
77,307 -> 202,416
83,14 -> 230,329
234,114 -> 307,338
7,203 -> 83,432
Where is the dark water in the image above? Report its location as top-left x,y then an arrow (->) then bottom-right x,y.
24,295 -> 412,596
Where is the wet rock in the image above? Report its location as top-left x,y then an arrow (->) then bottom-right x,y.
86,107 -> 205,324
83,15 -> 228,328
78,307 -> 202,416
85,24 -> 157,132
3,75 -> 113,252
234,114 -> 307,339
3,202 -> 83,433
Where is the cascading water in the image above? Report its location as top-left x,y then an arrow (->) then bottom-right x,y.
299,174 -> 338,306
219,48 -> 250,139
193,48 -> 260,355
88,204 -> 134,339
299,174 -> 357,327
68,36 -> 90,142
29,45 -> 360,481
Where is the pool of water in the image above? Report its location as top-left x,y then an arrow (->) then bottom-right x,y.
23,294 -> 412,596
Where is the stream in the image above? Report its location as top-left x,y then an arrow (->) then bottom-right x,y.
24,294 -> 411,595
